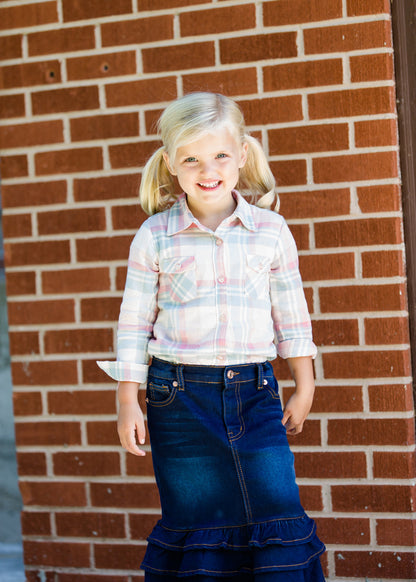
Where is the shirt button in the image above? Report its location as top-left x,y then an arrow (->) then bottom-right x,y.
216,239 -> 223,246
218,277 -> 225,284
220,312 -> 227,322
217,355 -> 225,362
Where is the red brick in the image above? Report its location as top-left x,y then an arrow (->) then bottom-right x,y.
25,573 -> 55,582
8,299 -> 74,325
13,391 -> 42,416
309,86 -> 395,119
17,452 -> 47,476
183,68 -> 258,96
0,34 -> 22,59
0,93 -> 25,119
56,512 -> 125,538
355,118 -> 397,147
323,349 -> 411,378
81,297 -> 121,322
313,151 -> 398,183
9,331 -> 40,355
269,123 -> 348,156
23,541 -> 89,568
2,213 -> 32,238
298,486 -> 323,511
0,2 -> 58,31
62,0 -> 132,21
357,183 -> 401,213
67,51 -> 136,81
260,159 -> 307,187
44,328 -> 113,354
315,517 -> 370,545
181,4 -> 255,36
87,421 -> 119,445
116,266 -> 128,290
315,216 -> 402,247
368,383 -> 413,412
71,112 -> 139,142
376,519 -> 416,546
21,512 -> 51,536
5,271 -> 36,296
4,240 -> 70,267
76,235 -> 132,262
0,120 -> 63,149
287,223 -> 310,250
0,60 -> 61,89
240,96 -> 303,126
2,180 -> 67,208
74,174 -> 139,202
32,86 -> 99,115
264,59 -> 342,93
264,0 -> 342,25
15,421 -> 81,446
35,147 -> 103,175
94,543 -> 146,570
347,0 -> 391,15
112,204 -> 147,231
42,267 -> 110,294
53,452 -> 120,476
21,481 -> 86,507
220,32 -> 297,65
109,140 -> 160,169
143,41 -> 215,73
138,0 -> 209,7
0,155 -> 28,178
304,20 -> 392,54
91,483 -> 160,508
11,360 -> 78,387
350,52 -> 394,82
126,451 -> 156,477
58,576 -> 128,582
362,250 -> 405,278
328,418 -> 414,446
335,550 -> 416,579
295,452 -> 366,478
308,385 -> 363,413
286,419 -> 322,447
28,26 -> 95,56
38,207 -> 106,235
82,359 -> 115,384
106,76 -> 177,107
320,283 -> 406,313
48,389 -> 116,415
299,252 -> 355,281
102,14 -> 173,46
279,188 -> 350,219
332,484 -> 416,513
373,452 -> 416,479
312,318 -> 359,346
129,513 -> 160,540
365,316 -> 410,345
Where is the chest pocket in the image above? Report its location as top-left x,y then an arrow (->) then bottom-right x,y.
246,254 -> 270,299
159,256 -> 197,304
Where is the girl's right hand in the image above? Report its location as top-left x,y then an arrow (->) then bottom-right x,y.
117,401 -> 146,456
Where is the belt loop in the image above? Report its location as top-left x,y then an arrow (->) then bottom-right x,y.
176,364 -> 185,390
257,362 -> 263,390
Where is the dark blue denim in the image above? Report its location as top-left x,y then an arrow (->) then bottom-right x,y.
141,358 -> 325,580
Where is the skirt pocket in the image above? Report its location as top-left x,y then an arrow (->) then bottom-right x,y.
146,380 -> 177,407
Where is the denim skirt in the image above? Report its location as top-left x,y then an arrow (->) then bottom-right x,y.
141,358 -> 325,581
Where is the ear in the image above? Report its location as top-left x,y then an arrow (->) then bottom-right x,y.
163,151 -> 177,176
239,141 -> 249,169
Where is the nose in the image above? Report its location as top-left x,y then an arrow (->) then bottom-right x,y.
199,159 -> 216,176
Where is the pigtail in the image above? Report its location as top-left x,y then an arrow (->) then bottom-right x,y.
139,146 -> 177,216
238,134 -> 280,213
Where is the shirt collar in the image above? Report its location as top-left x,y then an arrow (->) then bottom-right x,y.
167,190 -> 257,236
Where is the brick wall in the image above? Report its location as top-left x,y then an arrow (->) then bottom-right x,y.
0,0 -> 415,580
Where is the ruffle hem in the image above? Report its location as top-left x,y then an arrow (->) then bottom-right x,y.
141,514 -> 325,579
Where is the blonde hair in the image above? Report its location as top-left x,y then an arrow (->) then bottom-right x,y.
140,92 -> 279,215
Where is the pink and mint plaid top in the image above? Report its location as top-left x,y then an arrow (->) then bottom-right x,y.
97,191 -> 316,384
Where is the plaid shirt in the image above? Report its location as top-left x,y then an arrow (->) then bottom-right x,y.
98,191 -> 316,384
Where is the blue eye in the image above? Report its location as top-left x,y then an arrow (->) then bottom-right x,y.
217,153 -> 227,159
184,157 -> 197,163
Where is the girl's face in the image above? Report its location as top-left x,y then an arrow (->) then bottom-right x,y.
163,127 -> 248,220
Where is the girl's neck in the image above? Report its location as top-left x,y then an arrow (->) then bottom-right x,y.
187,196 -> 237,231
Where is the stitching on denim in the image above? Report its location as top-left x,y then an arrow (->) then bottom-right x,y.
230,445 -> 252,523
146,386 -> 177,407
158,513 -> 308,532
229,383 -> 245,442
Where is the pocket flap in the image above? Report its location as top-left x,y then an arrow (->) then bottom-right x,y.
160,256 -> 195,274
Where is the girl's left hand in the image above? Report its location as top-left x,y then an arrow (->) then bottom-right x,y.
282,391 -> 313,435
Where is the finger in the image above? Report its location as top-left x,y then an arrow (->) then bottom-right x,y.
282,409 -> 291,426
136,420 -> 146,446
120,430 -> 146,456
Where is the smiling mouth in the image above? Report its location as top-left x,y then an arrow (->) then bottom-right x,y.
198,181 -> 221,190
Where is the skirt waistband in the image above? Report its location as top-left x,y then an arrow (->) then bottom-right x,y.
149,357 -> 274,389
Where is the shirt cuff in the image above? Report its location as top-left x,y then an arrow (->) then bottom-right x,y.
276,339 -> 317,360
96,361 -> 148,384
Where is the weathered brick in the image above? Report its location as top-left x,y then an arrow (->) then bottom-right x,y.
28,26 -> 95,56
13,391 -> 42,416
329,417 -> 414,446
309,86 -> 395,119
21,512 -> 51,536
299,253 -> 355,281
0,154 -> 28,178
332,484 -> 416,513
183,68 -> 258,97
301,385 -> 363,413
0,93 -> 25,119
4,240 -> 70,267
87,421 -> 119,445
368,383 -> 413,412
355,118 -> 397,147
315,216 -> 402,247
94,544 -> 147,570
23,540 -> 90,568
269,123 -> 348,155
91,483 -> 160,508
70,112 -> 139,142
20,481 -> 86,508
0,60 -> 61,89
0,34 -> 22,59
74,174 -> 139,202
312,317 -> 359,346
335,550 -> 416,579
143,41 -> 215,73
111,204 -> 148,230
313,151 -> 398,183
8,299 -> 74,325
0,2 -> 58,31
138,0 -> 209,7
58,575 -> 128,582
55,512 -> 125,538
76,235 -> 132,262
5,271 -> 36,296
44,328 -> 113,354
181,4 -> 255,36
53,452 -> 120,476
11,360 -> 78,387
220,32 -> 297,65
264,0 -> 342,25
240,96 -> 303,126
82,359 -> 115,384
106,76 -> 177,107
126,451 -> 156,477
264,59 -> 342,92
17,452 -> 47,476
287,223 -> 310,250
298,486 -> 323,511
62,0 -> 132,22
2,213 -> 32,238
42,267 -> 110,294
38,207 -> 106,235
15,421 -> 81,445
376,519 -> 416,547
0,120 -> 63,149
373,451 -> 416,479
304,20 -> 392,54
365,316 -> 410,345
129,513 -> 160,540
9,331 -> 40,355
295,451 -> 366,478
48,389 -> 116,415
315,517 -> 370,545
102,15 -> 173,46
32,86 -> 99,115
67,51 -> 136,81
350,52 -> 394,82
35,147 -> 103,175
279,188 -> 350,219
357,183 -> 401,213
286,420 -> 321,446
320,283 -> 406,313
1,181 -> 67,208
81,297 -> 121,322
347,0 -> 391,15
323,349 -> 411,379
362,250 -> 405,278
109,140 -> 160,169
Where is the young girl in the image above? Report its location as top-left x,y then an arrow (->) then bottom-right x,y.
98,92 -> 325,581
